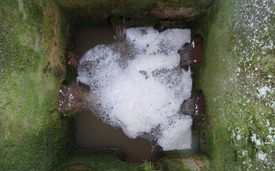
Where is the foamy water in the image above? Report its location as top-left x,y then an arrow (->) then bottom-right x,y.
77,27 -> 192,151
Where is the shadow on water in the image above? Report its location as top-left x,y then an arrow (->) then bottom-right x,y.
74,26 -> 203,163
75,110 -> 161,163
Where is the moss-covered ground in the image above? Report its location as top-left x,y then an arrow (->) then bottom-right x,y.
0,0 -> 68,170
56,149 -> 141,171
195,0 -> 275,170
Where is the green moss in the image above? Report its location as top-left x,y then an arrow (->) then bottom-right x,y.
57,149 -> 139,171
0,0 -> 69,170
1,118 -> 64,170
196,0 -> 275,169
262,54 -> 275,76
62,66 -> 78,86
25,1 -> 44,24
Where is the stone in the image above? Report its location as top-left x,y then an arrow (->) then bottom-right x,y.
66,52 -> 78,68
179,34 -> 204,67
58,84 -> 85,113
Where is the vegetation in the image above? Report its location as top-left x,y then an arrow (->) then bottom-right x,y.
62,66 -> 78,86
0,0 -> 68,170
195,0 -> 275,170
56,149 -> 140,171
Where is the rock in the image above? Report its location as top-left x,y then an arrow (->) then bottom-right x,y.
57,0 -> 213,26
179,34 -> 204,67
151,2 -> 204,20
193,90 -> 205,117
154,20 -> 188,32
176,155 -> 209,171
190,34 -> 204,64
180,97 -> 194,115
180,90 -> 205,116
66,52 -> 78,68
58,84 -> 85,113
120,143 -> 161,163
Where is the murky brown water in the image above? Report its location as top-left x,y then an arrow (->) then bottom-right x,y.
74,27 -> 200,163
75,27 -> 160,163
75,27 -> 116,57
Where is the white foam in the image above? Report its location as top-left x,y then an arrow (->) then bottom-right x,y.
157,115 -> 193,151
126,28 -> 191,56
77,27 -> 192,150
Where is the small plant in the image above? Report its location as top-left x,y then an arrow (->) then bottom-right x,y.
141,160 -> 157,171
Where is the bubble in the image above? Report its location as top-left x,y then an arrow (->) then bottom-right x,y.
77,27 -> 192,150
